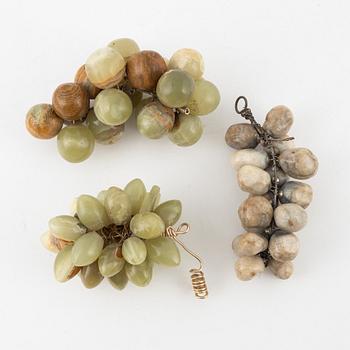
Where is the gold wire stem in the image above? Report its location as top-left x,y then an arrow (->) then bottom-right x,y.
163,223 -> 208,299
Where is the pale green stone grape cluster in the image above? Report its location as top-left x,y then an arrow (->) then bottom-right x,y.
26,39 -> 221,163
41,178 -> 183,290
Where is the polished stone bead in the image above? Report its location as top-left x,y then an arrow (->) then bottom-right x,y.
57,125 -> 95,163
188,79 -> 220,116
98,244 -> 125,277
169,48 -> 204,79
74,65 -> 101,99
269,232 -> 299,262
231,149 -> 269,170
71,232 -> 104,266
85,47 -> 126,89
52,83 -> 89,121
137,101 -> 175,139
274,203 -> 307,232
126,50 -> 167,91
266,166 -> 289,186
122,237 -> 147,265
168,115 -> 203,147
49,215 -> 86,241
104,188 -> 132,225
232,232 -> 268,256
124,178 -> 146,215
80,261 -> 104,288
109,268 -> 128,290
263,105 -> 293,138
125,260 -> 153,287
235,256 -> 265,281
139,185 -> 160,213
237,165 -> 271,195
130,212 -> 165,239
94,89 -> 133,126
279,148 -> 318,180
108,38 -> 140,59
77,194 -> 110,230
154,200 -> 182,227
225,123 -> 258,150
54,245 -> 80,283
26,104 -> 63,139
279,181 -> 313,208
269,259 -> 293,279
145,237 -> 180,266
41,231 -> 72,253
156,69 -> 195,108
86,109 -> 124,145
238,196 -> 273,232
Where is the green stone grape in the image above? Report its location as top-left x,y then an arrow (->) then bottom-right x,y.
80,261 -> 104,289
122,237 -> 147,265
145,237 -> 180,266
188,79 -> 220,116
98,244 -> 125,277
125,260 -> 153,287
156,69 -> 194,108
86,109 -> 124,145
154,200 -> 182,227
94,89 -> 133,126
104,188 -> 132,225
139,185 -> 160,213
54,245 -> 80,282
77,195 -> 110,230
124,178 -> 146,215
109,267 -> 128,290
71,232 -> 104,266
49,215 -> 86,241
57,124 -> 95,163
130,212 -> 165,239
108,38 -> 140,59
168,115 -> 203,146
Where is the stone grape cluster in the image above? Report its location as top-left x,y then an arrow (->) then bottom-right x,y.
26,38 -> 220,163
41,179 -> 184,290
226,104 -> 318,280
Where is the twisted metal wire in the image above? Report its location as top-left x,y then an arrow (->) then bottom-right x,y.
163,223 -> 208,299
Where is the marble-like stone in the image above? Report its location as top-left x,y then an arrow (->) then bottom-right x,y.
269,232 -> 299,262
280,181 -> 313,208
238,196 -> 273,232
263,105 -> 293,138
237,165 -> 271,195
231,149 -> 269,170
225,123 -> 258,150
274,203 -> 307,232
235,256 -> 265,281
232,232 -> 268,256
279,148 -> 318,180
269,258 -> 293,279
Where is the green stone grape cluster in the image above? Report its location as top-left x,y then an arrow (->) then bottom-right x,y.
41,179 -> 183,289
26,38 -> 220,163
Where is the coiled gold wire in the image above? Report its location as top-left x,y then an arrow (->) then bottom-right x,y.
163,223 -> 208,299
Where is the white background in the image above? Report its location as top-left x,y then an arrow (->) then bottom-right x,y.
1,0 -> 349,349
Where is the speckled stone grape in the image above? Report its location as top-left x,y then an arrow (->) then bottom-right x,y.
188,79 -> 220,116
156,69 -> 195,108
169,48 -> 204,79
235,256 -> 265,281
26,104 -> 63,139
168,115 -> 203,146
279,148 -> 318,180
274,203 -> 307,232
263,105 -> 293,138
231,149 -> 269,170
86,109 -> 124,145
94,89 -> 133,126
145,237 -> 180,266
85,47 -> 126,89
108,38 -> 140,59
225,123 -> 258,149
137,101 -> 175,139
232,232 -> 268,256
269,259 -> 293,280
57,125 -> 95,163
279,181 -> 313,208
269,232 -> 299,262
237,165 -> 271,195
130,212 -> 165,239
